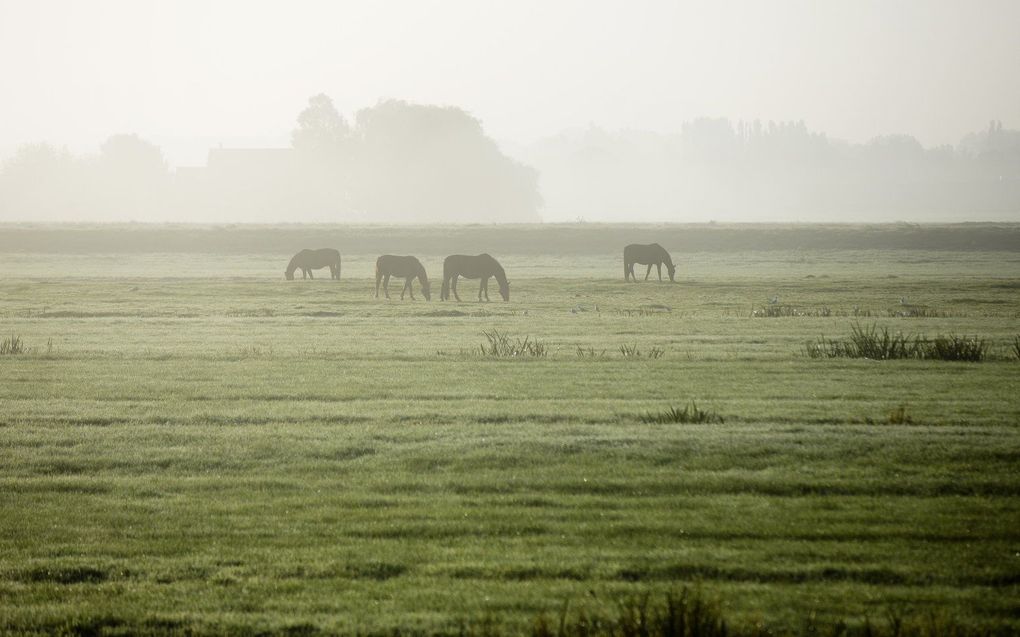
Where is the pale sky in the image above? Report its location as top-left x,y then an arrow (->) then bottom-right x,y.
1,0 -> 1018,166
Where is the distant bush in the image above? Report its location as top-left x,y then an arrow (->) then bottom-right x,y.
480,330 -> 547,358
805,322 -> 988,362
0,334 -> 26,355
641,402 -> 724,424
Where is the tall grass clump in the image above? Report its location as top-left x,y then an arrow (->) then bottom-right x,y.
805,322 -> 988,362
532,588 -> 728,637
528,588 -> 997,637
1,334 -> 26,355
925,334 -> 988,362
640,401 -> 724,424
480,329 -> 548,358
620,344 -> 665,359
1013,335 -> 1020,360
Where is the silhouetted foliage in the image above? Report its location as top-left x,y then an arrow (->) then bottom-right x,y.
522,119 -> 1020,221
350,99 -> 541,221
291,93 -> 352,158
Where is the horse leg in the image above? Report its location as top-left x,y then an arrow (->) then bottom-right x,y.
644,264 -> 652,281
452,276 -> 461,302
383,274 -> 391,299
375,270 -> 382,298
625,259 -> 631,282
308,268 -> 314,279
657,263 -> 662,281
406,277 -> 415,300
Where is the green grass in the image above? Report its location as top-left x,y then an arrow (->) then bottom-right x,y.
1,239 -> 1019,635
640,402 -> 725,424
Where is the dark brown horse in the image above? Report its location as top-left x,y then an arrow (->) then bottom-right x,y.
285,248 -> 341,280
375,255 -> 431,300
624,243 -> 675,282
441,254 -> 509,302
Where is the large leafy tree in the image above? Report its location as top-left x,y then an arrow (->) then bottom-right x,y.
351,99 -> 541,221
291,94 -> 352,159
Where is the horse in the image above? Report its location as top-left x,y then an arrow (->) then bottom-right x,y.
285,248 -> 341,280
624,243 -> 676,282
441,254 -> 509,302
375,255 -> 431,301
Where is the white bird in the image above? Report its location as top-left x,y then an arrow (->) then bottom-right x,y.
769,295 -> 779,305
900,297 -> 908,305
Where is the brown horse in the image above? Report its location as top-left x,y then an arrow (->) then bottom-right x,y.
441,254 -> 509,302
624,243 -> 675,282
285,248 -> 341,280
375,255 -> 431,300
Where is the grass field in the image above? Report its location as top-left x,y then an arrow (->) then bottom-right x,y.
1,228 -> 1019,635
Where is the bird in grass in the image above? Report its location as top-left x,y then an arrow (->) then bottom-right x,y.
769,295 -> 779,305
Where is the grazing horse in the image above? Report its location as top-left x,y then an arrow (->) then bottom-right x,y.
624,243 -> 676,282
375,255 -> 431,301
441,254 -> 509,302
285,248 -> 341,280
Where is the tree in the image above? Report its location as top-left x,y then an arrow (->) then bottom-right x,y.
95,134 -> 170,219
350,99 -> 541,222
0,143 -> 86,220
291,93 -> 351,158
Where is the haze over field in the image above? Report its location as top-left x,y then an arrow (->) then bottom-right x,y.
1,0 -> 1019,221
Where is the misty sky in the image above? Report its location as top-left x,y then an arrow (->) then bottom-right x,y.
2,0 -> 1018,167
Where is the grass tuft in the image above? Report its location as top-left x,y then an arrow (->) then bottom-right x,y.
805,322 -> 988,361
887,405 -> 914,425
925,334 -> 989,362
1013,335 -> 1020,360
640,401 -> 724,424
576,346 -> 607,359
529,588 -> 993,637
1,334 -> 26,355
620,344 -> 665,359
532,588 -> 728,637
480,330 -> 548,358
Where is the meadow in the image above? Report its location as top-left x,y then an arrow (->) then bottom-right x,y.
1,225 -> 1019,635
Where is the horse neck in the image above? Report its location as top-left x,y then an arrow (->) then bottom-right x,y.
492,266 -> 507,285
285,256 -> 300,275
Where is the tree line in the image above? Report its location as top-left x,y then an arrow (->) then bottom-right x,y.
522,119 -> 1020,221
1,94 -> 1017,222
0,96 -> 541,223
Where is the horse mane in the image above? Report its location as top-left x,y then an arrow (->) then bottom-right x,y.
487,255 -> 507,283
653,244 -> 674,267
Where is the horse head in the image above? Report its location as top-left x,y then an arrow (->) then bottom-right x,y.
666,262 -> 676,282
499,279 -> 510,302
285,269 -> 295,281
421,278 -> 432,301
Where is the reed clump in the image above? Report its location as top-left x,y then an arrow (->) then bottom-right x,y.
480,330 -> 548,358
